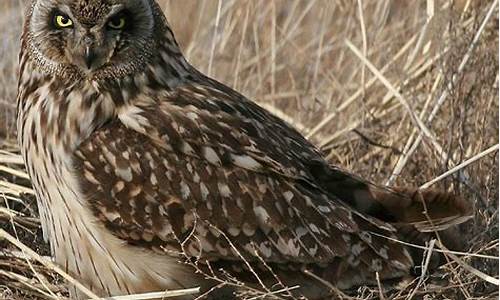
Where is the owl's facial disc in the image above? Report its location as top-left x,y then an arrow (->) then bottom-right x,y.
29,0 -> 155,78
59,8 -> 133,73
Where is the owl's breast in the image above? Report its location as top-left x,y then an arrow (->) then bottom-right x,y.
17,67 -> 201,298
19,115 -> 200,299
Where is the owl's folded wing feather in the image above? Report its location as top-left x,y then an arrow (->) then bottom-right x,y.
74,84 -> 413,276
75,119 -> 357,263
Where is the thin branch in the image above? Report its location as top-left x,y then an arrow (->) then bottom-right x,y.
367,230 -> 499,260
419,144 -> 499,190
436,241 -> 500,286
96,288 -> 200,300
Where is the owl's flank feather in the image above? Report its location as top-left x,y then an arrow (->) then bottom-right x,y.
17,0 -> 472,299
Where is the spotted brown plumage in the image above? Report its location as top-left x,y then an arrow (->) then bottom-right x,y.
17,0 -> 472,299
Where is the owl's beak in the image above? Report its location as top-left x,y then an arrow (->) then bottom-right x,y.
71,32 -> 107,74
84,46 -> 97,70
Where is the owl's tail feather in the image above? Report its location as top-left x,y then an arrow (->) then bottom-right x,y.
312,164 -> 474,270
312,165 -> 473,228
364,186 -> 473,270
367,186 -> 473,228
312,165 -> 473,271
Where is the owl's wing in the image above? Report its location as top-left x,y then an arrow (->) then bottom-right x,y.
74,83 -> 413,275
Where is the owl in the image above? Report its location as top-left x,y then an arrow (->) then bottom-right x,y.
16,0 -> 472,299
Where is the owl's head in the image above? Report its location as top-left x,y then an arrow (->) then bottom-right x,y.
24,0 -> 173,79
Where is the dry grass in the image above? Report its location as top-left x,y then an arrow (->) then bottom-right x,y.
0,0 -> 498,299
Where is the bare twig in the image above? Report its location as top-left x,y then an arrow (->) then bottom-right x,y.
95,288 -> 200,300
436,241 -> 500,286
420,144 -> 499,189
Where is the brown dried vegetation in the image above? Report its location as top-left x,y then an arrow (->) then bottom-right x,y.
1,1 -> 498,299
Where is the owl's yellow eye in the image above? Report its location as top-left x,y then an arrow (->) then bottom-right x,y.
54,14 -> 73,28
108,17 -> 126,30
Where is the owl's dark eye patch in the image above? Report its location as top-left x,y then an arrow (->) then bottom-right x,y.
107,10 -> 133,31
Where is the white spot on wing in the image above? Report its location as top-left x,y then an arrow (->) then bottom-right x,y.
158,223 -> 173,241
200,182 -> 209,201
180,181 -> 190,199
181,142 -> 195,155
150,173 -> 158,185
379,247 -> 389,259
129,185 -> 141,197
228,227 -> 240,236
112,181 -> 125,197
186,112 -> 198,121
115,166 -> 133,182
259,241 -> 273,258
287,239 -> 300,256
359,231 -> 372,243
242,222 -> 255,236
193,172 -> 200,183
309,243 -> 318,256
230,154 -> 262,170
84,170 -> 100,185
203,147 -> 221,166
218,183 -> 231,197
318,205 -> 331,213
351,243 -> 364,256
283,191 -> 294,201
102,209 -> 121,222
254,206 -> 271,226
295,226 -> 308,238
309,223 -> 320,234
392,259 -> 411,270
